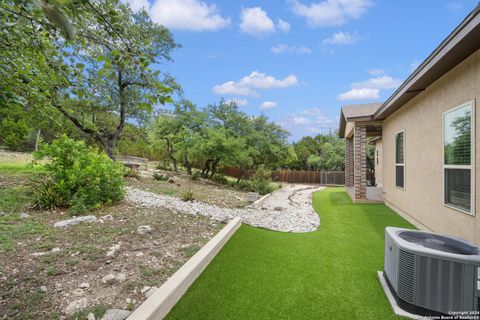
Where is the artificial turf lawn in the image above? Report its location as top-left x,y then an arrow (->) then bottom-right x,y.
165,188 -> 414,320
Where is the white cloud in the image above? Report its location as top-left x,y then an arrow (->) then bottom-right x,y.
337,88 -> 379,101
368,68 -> 385,76
289,0 -> 372,27
277,19 -> 291,32
124,0 -> 150,11
337,74 -> 402,101
260,101 -> 278,110
322,31 -> 359,45
226,98 -> 248,107
293,116 -> 310,125
213,81 -> 258,97
447,2 -> 463,11
213,71 -> 299,97
240,7 -> 275,37
271,44 -> 312,54
351,75 -> 402,90
241,71 -> 299,89
130,0 -> 231,31
279,108 -> 338,141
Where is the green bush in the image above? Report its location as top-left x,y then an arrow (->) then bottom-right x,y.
0,117 -> 29,151
211,173 -> 229,185
30,177 -> 63,210
190,170 -> 201,181
181,190 -> 194,202
31,135 -> 125,213
153,173 -> 169,181
253,166 -> 272,181
250,177 -> 276,195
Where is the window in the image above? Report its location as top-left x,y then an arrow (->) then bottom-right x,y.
395,130 -> 405,189
376,150 -> 379,165
443,101 -> 475,214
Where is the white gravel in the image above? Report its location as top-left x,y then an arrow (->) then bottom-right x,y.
125,185 -> 322,233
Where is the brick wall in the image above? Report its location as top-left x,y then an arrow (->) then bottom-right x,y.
345,138 -> 354,187
354,125 -> 367,200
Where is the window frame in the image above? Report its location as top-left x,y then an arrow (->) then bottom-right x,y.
442,100 -> 476,216
394,129 -> 406,190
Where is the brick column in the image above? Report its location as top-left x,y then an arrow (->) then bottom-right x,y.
345,138 -> 354,187
354,125 -> 367,200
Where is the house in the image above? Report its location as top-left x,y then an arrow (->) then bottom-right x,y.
338,4 -> 480,244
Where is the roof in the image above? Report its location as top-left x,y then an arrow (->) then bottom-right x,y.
374,3 -> 480,119
338,102 -> 383,138
338,3 -> 480,138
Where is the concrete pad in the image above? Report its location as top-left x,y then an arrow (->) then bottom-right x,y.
377,271 -> 423,320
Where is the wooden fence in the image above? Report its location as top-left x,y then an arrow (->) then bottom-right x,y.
221,167 -> 345,185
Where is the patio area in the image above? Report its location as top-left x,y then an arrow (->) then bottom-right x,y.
340,103 -> 383,203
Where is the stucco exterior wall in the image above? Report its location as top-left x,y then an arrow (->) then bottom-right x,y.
382,49 -> 480,244
375,140 -> 383,187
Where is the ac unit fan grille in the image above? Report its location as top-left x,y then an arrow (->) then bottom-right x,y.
398,249 -> 415,303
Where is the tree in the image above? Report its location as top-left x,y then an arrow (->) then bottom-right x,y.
152,100 -> 205,172
1,1 -> 179,158
291,132 -> 345,171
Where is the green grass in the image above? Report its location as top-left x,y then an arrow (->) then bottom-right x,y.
0,214 -> 52,252
0,187 -> 30,213
166,188 -> 414,320
0,163 -> 45,173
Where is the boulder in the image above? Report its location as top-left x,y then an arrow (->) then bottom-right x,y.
101,274 -> 116,285
100,309 -> 131,320
54,216 -> 97,228
64,298 -> 88,315
79,282 -> 90,289
137,225 -> 152,235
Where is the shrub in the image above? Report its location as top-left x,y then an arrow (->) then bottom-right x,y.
31,135 -> 125,213
237,179 -> 251,190
181,190 -> 194,202
190,170 -> 201,181
250,177 -> 276,195
0,117 -> 29,151
30,177 -> 63,210
153,173 -> 169,181
211,173 -> 229,185
253,166 -> 272,181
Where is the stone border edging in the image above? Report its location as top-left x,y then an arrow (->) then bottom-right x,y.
127,217 -> 242,320
252,193 -> 271,207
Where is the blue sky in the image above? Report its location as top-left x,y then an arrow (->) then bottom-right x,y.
125,0 -> 478,141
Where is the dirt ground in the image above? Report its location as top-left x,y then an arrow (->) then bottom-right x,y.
128,168 -> 250,208
0,152 -> 249,319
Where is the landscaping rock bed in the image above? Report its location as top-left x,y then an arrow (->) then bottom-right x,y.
125,184 -> 322,233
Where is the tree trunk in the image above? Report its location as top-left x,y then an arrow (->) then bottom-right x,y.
35,129 -> 41,151
202,159 -> 212,178
183,156 -> 192,175
209,159 -> 220,179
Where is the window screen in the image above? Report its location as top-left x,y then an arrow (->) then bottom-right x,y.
395,131 -> 405,188
443,103 -> 473,213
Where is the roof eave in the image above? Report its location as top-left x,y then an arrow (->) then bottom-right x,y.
374,3 -> 480,120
